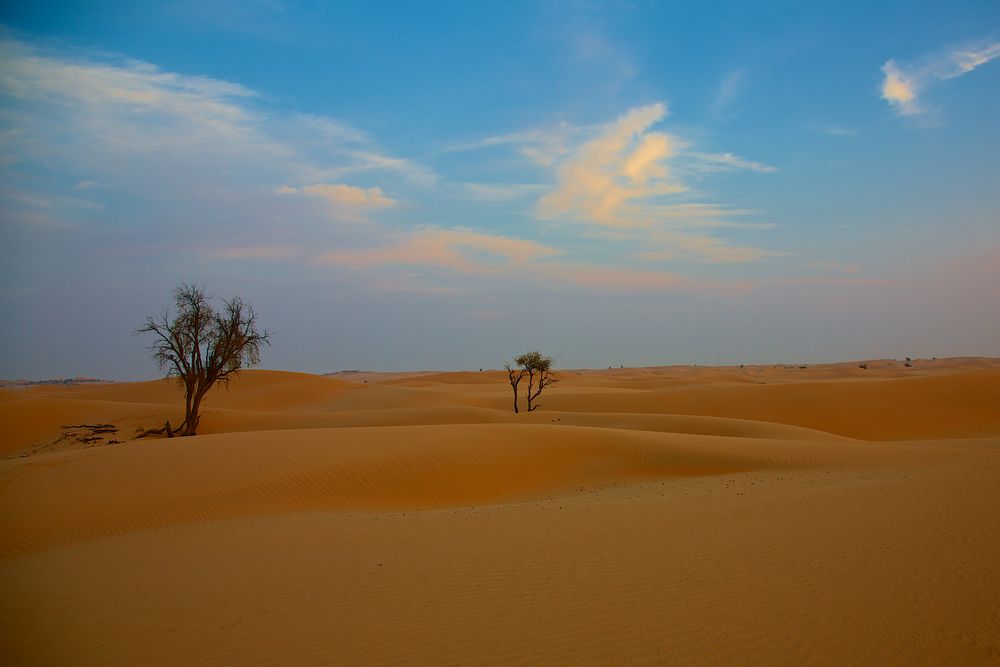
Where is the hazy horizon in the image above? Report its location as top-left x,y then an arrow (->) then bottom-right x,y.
2,1 -> 999,380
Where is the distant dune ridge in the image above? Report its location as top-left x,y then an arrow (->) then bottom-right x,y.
2,358 -> 999,665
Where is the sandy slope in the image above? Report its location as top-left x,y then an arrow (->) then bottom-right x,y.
2,360 -> 999,665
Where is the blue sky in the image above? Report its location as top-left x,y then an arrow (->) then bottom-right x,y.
1,1 -> 999,379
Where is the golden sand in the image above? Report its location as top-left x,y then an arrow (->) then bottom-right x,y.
2,358 -> 999,664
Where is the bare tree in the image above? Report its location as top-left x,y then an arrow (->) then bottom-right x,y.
506,351 -> 558,413
136,283 -> 271,437
504,362 -> 527,414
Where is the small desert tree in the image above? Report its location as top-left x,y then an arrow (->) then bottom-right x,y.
136,283 -> 271,436
505,351 -> 558,413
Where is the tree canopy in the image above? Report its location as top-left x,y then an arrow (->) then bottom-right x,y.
505,350 -> 558,413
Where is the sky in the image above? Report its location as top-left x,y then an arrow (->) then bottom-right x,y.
1,1 -> 999,379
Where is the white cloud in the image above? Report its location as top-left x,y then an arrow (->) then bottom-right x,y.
0,32 -> 785,298
0,34 -> 434,207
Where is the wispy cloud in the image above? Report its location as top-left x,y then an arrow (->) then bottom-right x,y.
637,204 -> 766,227
537,103 -> 682,227
278,183 -> 397,221
710,68 -> 748,118
0,33 -> 795,305
446,124 -> 576,167
537,263 -> 695,292
809,123 -> 857,137
456,182 -> 549,202
684,151 -> 777,174
950,43 -> 1000,75
450,108 -> 777,264
881,40 -> 1000,116
0,33 -> 433,218
206,226 -> 731,295
340,150 -> 439,186
321,227 -> 559,274
638,230 -> 785,263
534,102 -> 779,263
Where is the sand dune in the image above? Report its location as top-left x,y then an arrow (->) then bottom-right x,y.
2,359 -> 999,665
5,360 -> 999,456
527,372 -> 1000,440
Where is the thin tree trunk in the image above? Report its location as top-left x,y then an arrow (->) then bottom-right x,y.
506,366 -> 524,414
180,380 -> 195,435
526,369 -> 536,411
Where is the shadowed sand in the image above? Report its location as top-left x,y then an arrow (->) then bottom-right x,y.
2,359 -> 999,665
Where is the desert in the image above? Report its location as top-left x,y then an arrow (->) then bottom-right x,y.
2,358 -> 999,665
4,2 -> 1000,664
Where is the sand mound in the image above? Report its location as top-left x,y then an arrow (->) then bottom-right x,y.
0,424 -> 759,555
3,360 -> 999,665
2,419 -> 980,558
523,371 -> 1000,440
6,364 -> 999,457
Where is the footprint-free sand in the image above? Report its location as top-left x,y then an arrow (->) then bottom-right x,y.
2,358 -> 999,665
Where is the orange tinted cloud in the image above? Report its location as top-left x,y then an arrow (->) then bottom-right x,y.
881,40 -> 1000,116
537,103 -> 680,227
278,182 -> 396,221
881,61 -> 919,115
639,231 -> 786,263
321,227 -> 559,273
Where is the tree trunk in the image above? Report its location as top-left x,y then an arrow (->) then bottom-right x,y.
183,388 -> 207,436
506,366 -> 523,414
178,380 -> 195,436
526,369 -> 536,411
